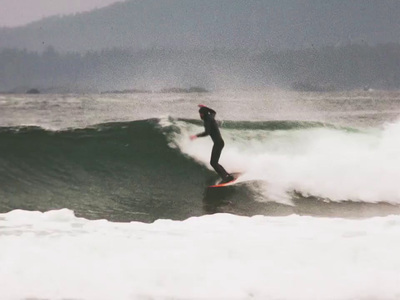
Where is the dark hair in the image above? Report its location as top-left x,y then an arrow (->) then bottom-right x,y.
199,107 -> 208,115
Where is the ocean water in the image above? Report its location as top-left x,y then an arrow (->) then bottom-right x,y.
2,90 -> 400,299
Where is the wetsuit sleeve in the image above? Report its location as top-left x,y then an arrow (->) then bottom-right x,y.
196,131 -> 208,137
196,118 -> 212,137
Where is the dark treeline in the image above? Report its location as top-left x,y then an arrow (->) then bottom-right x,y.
1,43 -> 400,93
261,43 -> 400,91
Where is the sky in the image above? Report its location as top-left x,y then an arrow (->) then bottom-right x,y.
0,0 -> 124,27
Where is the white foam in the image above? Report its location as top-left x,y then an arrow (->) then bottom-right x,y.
1,209 -> 400,300
176,119 -> 400,204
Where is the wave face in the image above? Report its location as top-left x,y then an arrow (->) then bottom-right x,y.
2,118 -> 400,222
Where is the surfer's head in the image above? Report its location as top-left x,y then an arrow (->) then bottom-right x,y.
199,106 -> 208,120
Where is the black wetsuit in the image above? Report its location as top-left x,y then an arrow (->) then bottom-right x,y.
196,107 -> 231,180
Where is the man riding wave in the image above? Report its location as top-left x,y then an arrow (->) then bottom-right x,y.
190,105 -> 234,183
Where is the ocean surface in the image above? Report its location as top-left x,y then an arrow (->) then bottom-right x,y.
2,90 -> 400,299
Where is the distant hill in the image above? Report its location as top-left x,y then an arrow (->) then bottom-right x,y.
1,0 -> 400,53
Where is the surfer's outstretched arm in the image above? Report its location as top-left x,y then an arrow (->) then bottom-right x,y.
190,125 -> 209,140
195,124 -> 210,138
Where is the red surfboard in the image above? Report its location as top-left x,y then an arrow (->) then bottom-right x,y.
208,172 -> 242,188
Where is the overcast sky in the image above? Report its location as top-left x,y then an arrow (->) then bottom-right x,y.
0,0 -> 124,27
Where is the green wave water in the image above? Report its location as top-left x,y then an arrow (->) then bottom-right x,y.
1,119 -> 398,222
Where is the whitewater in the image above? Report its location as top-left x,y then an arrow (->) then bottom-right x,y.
174,118 -> 400,205
2,209 -> 400,300
2,90 -> 400,299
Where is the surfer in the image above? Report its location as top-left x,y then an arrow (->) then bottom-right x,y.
190,104 -> 234,183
